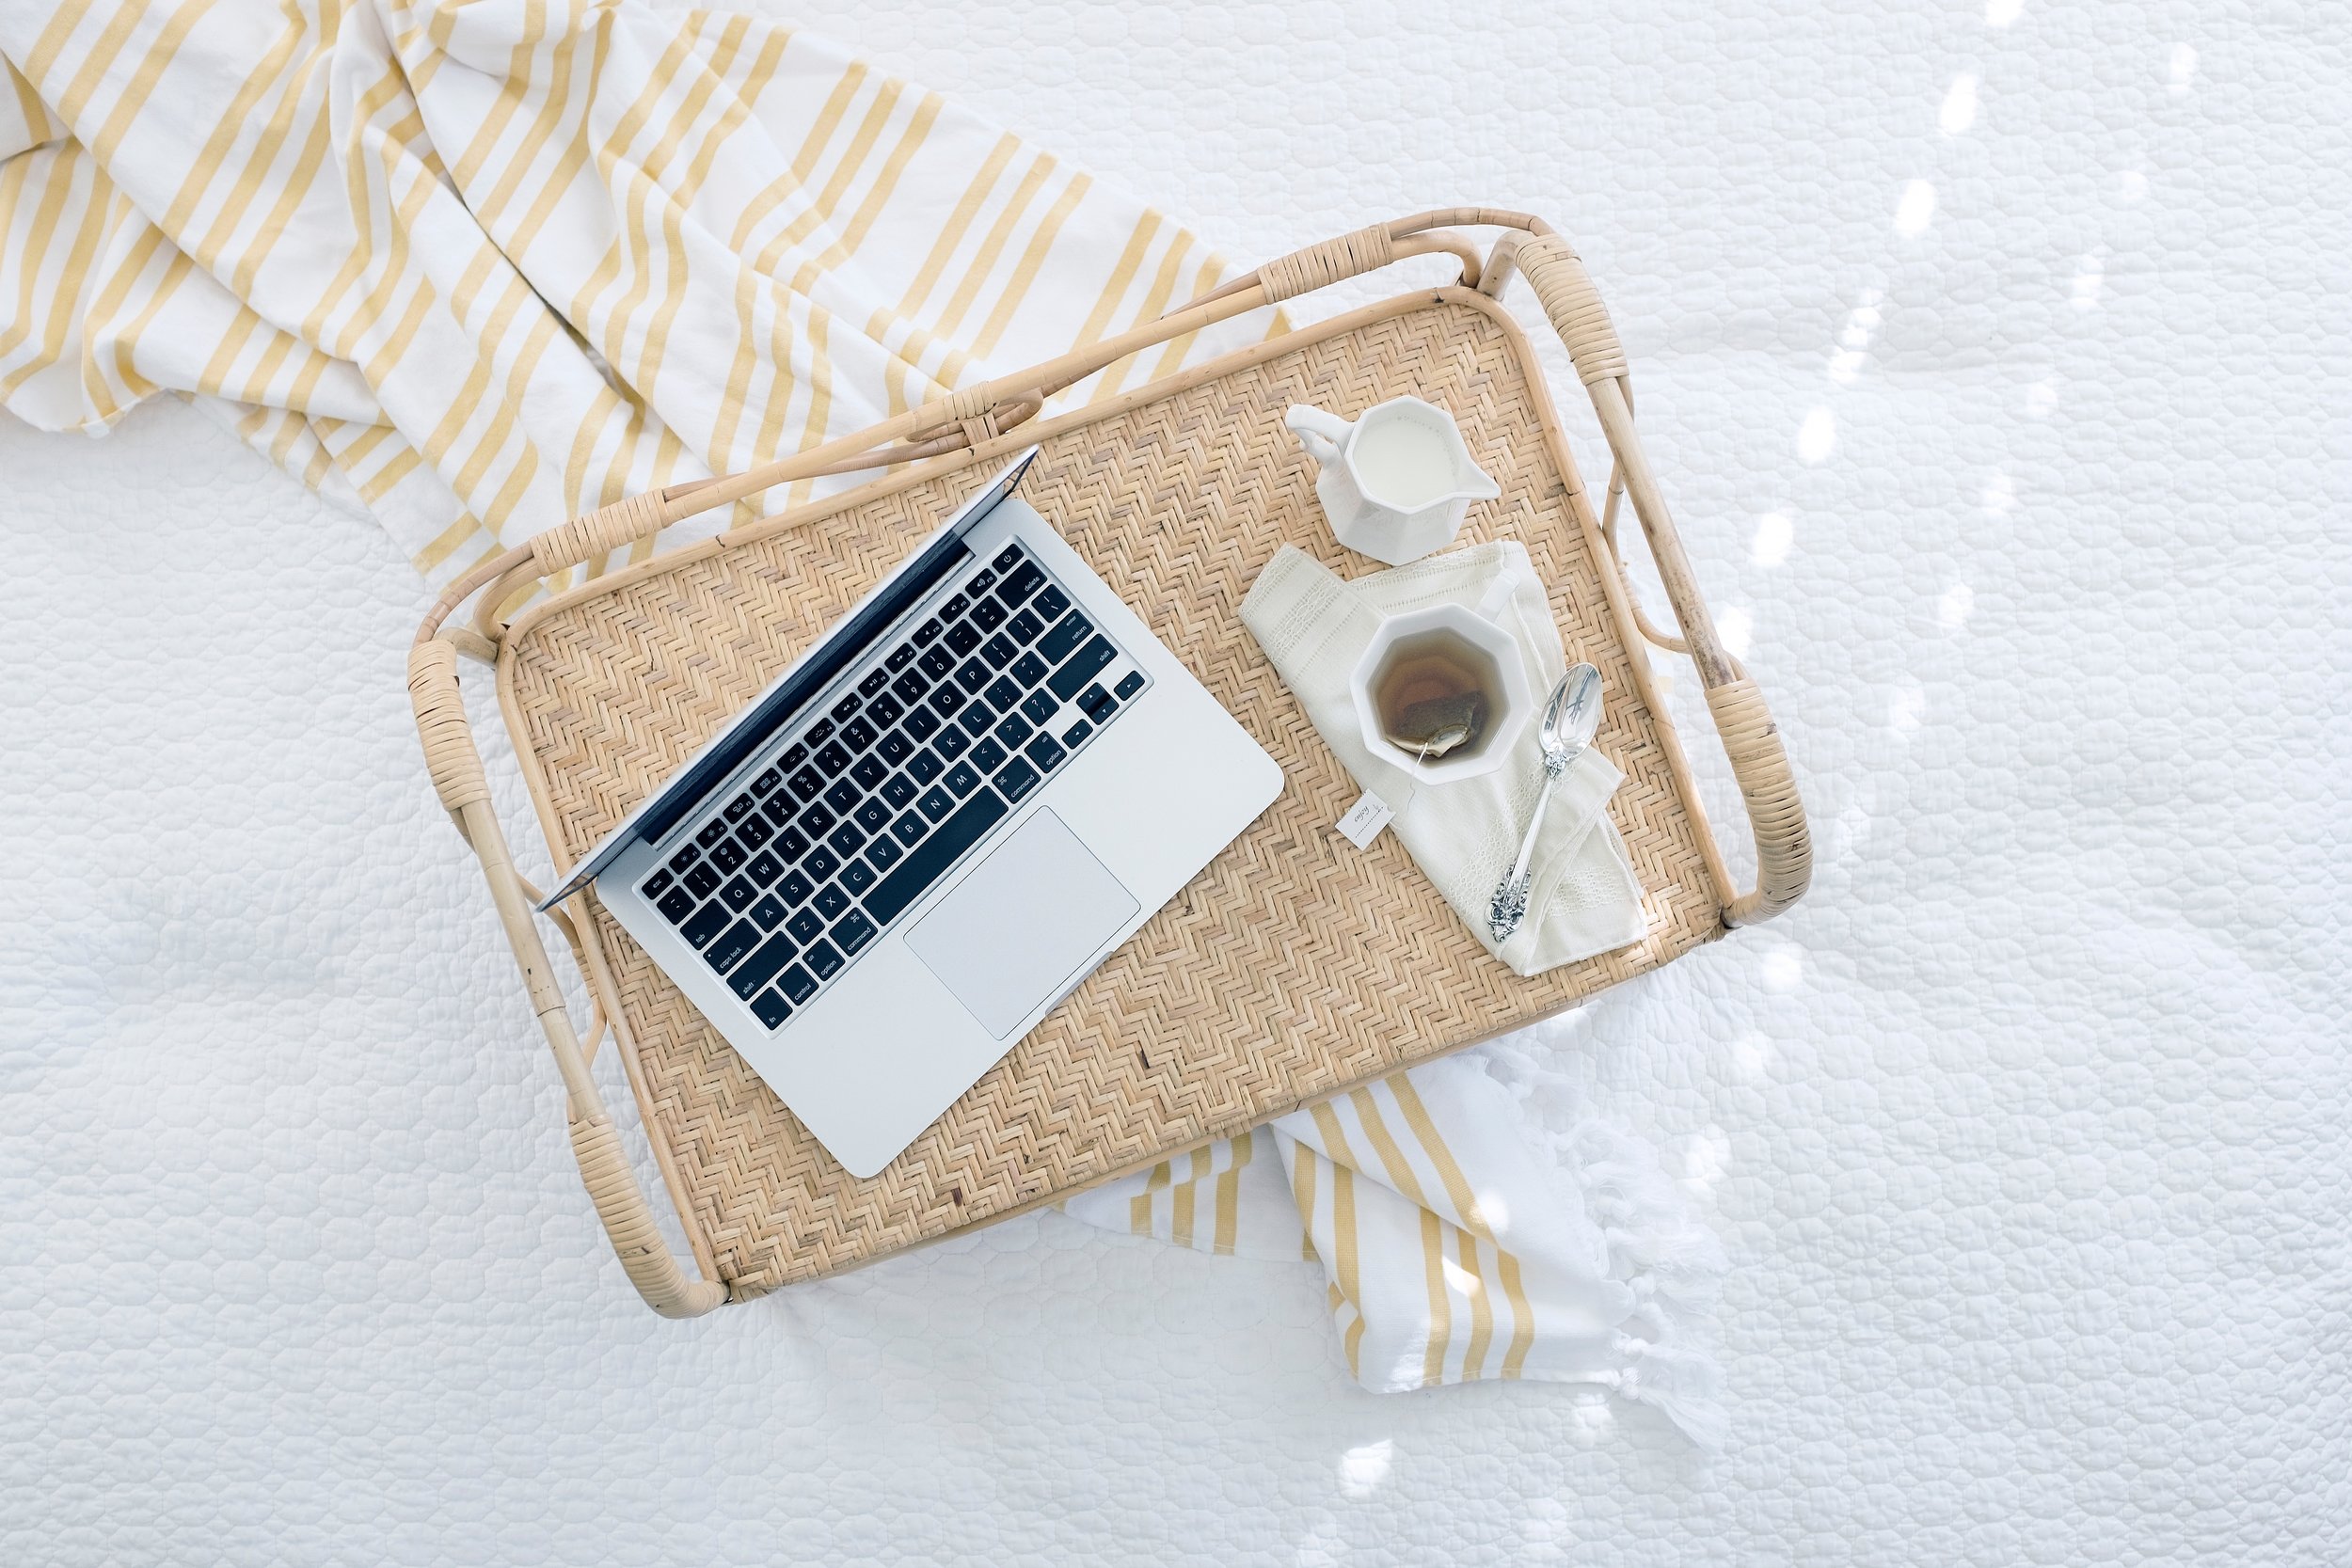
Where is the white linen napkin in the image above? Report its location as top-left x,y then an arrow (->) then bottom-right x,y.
1242,540 -> 1646,974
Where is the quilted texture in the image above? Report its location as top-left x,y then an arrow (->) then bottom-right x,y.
2,2 -> 2344,1564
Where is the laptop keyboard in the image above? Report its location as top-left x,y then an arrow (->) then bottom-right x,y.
634,540 -> 1151,1031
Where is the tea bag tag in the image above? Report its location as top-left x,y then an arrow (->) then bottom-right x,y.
1474,562 -> 1521,622
1334,790 -> 1396,849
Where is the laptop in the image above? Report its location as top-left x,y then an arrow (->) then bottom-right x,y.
538,451 -> 1281,1177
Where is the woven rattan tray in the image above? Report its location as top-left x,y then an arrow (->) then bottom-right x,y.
408,212 -> 1809,1316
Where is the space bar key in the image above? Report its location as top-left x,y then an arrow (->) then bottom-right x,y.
863,789 -> 1009,925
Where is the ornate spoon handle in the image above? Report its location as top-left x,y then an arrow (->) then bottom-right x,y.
1488,748 -> 1568,942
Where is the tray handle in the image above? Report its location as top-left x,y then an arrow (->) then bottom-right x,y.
1508,230 -> 1810,923
407,640 -> 728,1318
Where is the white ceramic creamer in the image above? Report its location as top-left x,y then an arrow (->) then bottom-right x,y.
1283,395 -> 1501,565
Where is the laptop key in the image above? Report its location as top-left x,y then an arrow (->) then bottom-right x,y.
854,798 -> 891,833
668,844 -> 703,874
917,644 -> 955,680
749,990 -> 793,1029
719,876 -> 756,912
657,886 -> 697,924
877,729 -> 913,766
709,838 -> 746,874
929,683 -> 966,720
787,909 -> 824,945
1114,671 -> 1146,702
886,642 -> 918,673
1060,718 -> 1093,748
779,742 -> 810,772
980,633 -> 1018,671
933,725 -> 969,761
913,617 -> 943,647
1008,611 -> 1046,649
696,818 -> 731,850
970,738 -> 1007,775
958,705 -> 994,739
1032,584 -> 1070,621
843,717 -> 878,753
1021,689 -> 1058,726
723,792 -> 756,823
707,919 -> 761,973
907,748 -> 945,784
941,593 -> 970,622
892,810 -> 928,847
997,562 -> 1045,606
865,835 -> 902,871
864,788 -> 1009,925
728,934 -> 798,999
774,826 -> 810,862
807,718 -> 835,747
752,768 -> 782,797
814,885 -> 850,920
984,674 -> 1021,712
1037,610 -> 1093,665
827,821 -> 866,859
968,568 -> 997,595
903,706 -> 941,743
892,668 -> 930,706
954,657 -> 991,694
803,846 -> 840,880
643,868 -> 675,899
737,814 -> 772,851
946,621 -> 983,657
777,963 -> 818,1005
993,542 -> 1024,571
684,863 -> 722,899
867,692 -> 904,728
751,893 -> 788,930
787,764 -> 824,800
823,778 -> 860,816
833,910 -> 878,955
946,761 -> 981,799
1049,637 -> 1118,701
971,598 -> 1007,634
1025,733 -> 1067,772
994,713 -> 1033,750
831,693 -> 861,724
760,792 -> 796,829
840,859 -> 876,897
995,756 -> 1041,802
917,784 -> 956,822
858,667 -> 890,699
805,940 -> 844,981
747,850 -> 784,885
816,741 -> 853,778
796,801 -> 835,837
779,870 -> 814,907
681,901 -> 730,948
881,774 -> 916,809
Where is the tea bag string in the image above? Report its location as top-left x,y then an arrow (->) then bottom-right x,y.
1394,563 -> 1521,825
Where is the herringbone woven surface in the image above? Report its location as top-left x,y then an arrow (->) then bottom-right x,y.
504,297 -> 1724,1295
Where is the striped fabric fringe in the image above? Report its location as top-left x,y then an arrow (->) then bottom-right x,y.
1065,1048 -> 1728,1446
0,0 -> 1278,593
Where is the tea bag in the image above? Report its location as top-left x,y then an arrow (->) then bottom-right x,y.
1388,690 -> 1487,760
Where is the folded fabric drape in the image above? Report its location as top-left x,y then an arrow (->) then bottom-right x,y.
0,0 -> 1277,588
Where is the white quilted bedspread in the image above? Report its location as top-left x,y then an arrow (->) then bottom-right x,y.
3,2 -> 2344,1562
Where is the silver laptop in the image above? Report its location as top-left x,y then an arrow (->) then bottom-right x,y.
539,451 -> 1280,1178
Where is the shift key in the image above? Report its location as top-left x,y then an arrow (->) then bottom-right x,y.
1047,636 -> 1117,701
863,788 -> 1009,925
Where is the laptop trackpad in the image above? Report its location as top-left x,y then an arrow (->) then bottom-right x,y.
905,808 -> 1139,1039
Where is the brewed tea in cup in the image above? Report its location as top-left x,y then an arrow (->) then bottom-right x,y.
1348,603 -> 1533,784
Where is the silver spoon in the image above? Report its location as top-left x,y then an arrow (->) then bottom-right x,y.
1487,663 -> 1603,944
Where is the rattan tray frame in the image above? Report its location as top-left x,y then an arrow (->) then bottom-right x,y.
407,210 -> 1810,1317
